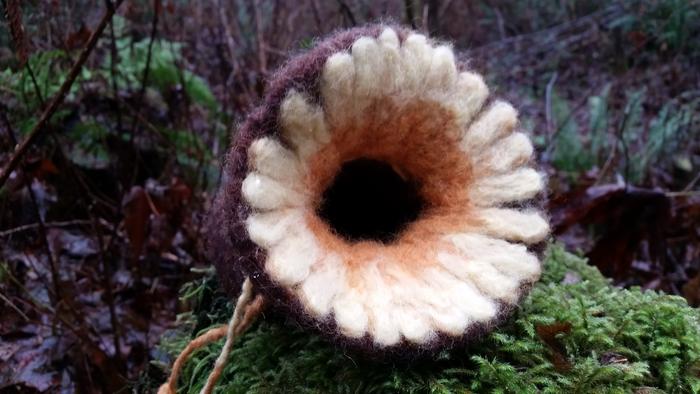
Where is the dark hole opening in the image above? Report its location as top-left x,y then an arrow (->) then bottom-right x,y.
317,158 -> 424,243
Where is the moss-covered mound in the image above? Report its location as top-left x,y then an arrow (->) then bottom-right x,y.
156,246 -> 700,393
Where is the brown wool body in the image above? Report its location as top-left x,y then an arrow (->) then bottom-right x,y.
206,25 -> 550,356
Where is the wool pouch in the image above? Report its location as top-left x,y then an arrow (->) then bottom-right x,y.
206,24 -> 549,353
161,23 -> 550,394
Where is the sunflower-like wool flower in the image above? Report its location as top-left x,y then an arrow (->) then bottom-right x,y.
208,25 -> 549,353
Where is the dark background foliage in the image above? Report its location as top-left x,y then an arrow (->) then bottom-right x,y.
0,0 -> 698,392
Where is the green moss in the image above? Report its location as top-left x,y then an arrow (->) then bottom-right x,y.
155,245 -> 700,393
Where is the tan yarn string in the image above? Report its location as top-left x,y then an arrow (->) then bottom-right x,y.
158,278 -> 265,394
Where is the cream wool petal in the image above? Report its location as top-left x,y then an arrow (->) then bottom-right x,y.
425,46 -> 458,91
469,167 -> 544,206
245,209 -> 305,249
248,137 -> 304,182
383,264 -> 452,312
362,263 -> 402,346
377,27 -> 399,49
475,208 -> 550,244
297,253 -> 346,317
416,269 -> 474,334
478,132 -> 534,173
393,302 -> 433,344
447,71 -> 490,128
280,91 -> 330,158
384,272 -> 441,343
333,287 -> 369,338
265,223 -> 320,286
423,300 -> 469,335
448,233 -> 541,281
423,267 -> 497,323
351,37 -> 387,99
377,29 -> 404,94
320,52 -> 356,124
437,252 -> 520,302
241,172 -> 306,210
460,100 -> 518,152
381,264 -> 467,334
400,34 -> 434,92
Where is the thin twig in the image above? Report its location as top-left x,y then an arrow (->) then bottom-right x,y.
107,4 -> 123,132
544,71 -> 558,147
309,0 -> 324,34
544,82 -> 601,158
0,290 -> 31,322
616,93 -> 644,187
336,0 -> 357,26
0,0 -> 124,189
666,190 -> 700,198
467,5 -> 620,56
594,138 -> 618,186
0,105 -> 63,303
216,0 -> 240,68
25,63 -> 46,107
3,0 -> 28,66
128,0 -> 159,139
253,0 -> 267,74
90,210 -> 122,365
681,171 -> 700,192
0,219 -> 93,237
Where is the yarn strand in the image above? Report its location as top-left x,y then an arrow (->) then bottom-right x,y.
158,278 -> 264,394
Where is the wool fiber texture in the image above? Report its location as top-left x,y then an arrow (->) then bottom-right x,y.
207,24 -> 550,355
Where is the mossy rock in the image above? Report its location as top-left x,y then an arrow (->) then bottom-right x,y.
155,245 -> 700,393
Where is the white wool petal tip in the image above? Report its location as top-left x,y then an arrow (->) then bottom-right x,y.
321,52 -> 355,120
362,263 -> 402,346
248,138 -> 303,182
378,28 -> 399,48
479,132 -> 534,173
476,208 -> 550,244
241,173 -> 306,210
265,224 -> 320,286
352,37 -> 386,98
426,46 -> 457,89
401,34 -> 433,91
438,253 -> 520,303
450,72 -> 489,126
280,91 -> 330,157
298,254 -> 346,317
246,210 -> 303,249
448,233 -> 541,281
461,101 -> 518,152
333,291 -> 369,338
470,168 -> 545,206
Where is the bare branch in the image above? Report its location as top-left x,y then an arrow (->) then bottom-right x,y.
0,0 -> 125,189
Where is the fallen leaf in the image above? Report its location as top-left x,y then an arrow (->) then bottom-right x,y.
536,322 -> 572,372
550,184 -> 671,280
682,274 -> 700,307
122,186 -> 152,260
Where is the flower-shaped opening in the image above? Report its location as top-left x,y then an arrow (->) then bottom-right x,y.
212,26 -> 550,352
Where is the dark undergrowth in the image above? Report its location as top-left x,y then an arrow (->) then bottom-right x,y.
0,0 -> 699,392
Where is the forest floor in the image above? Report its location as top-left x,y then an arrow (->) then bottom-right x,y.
0,1 -> 699,392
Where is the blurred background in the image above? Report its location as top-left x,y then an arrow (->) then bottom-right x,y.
0,0 -> 698,392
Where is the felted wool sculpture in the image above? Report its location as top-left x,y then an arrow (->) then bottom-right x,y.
207,25 -> 550,354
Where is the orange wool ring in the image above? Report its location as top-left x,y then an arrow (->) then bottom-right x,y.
206,25 -> 549,355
